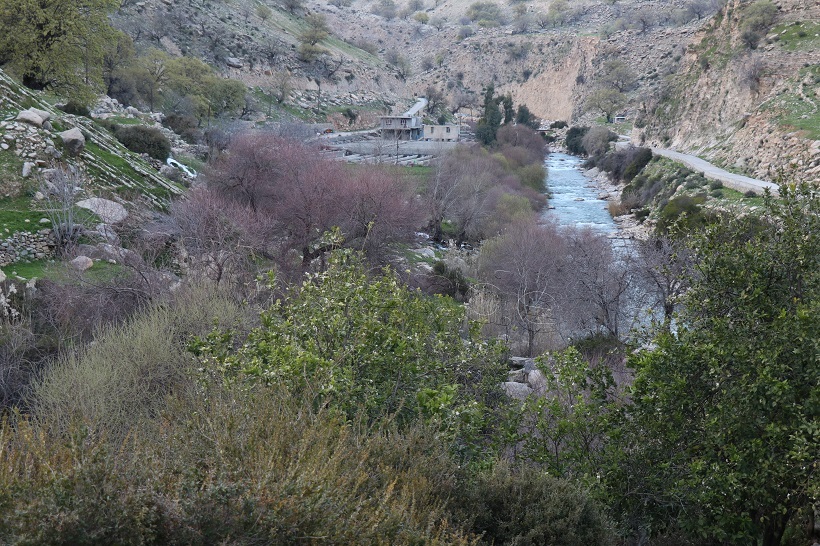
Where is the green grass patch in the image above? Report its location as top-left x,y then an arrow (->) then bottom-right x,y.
1,259 -> 50,280
772,21 -> 820,51
766,66 -> 820,140
0,150 -> 26,196
0,197 -> 48,234
172,154 -> 205,174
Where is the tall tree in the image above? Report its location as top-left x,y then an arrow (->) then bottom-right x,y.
0,0 -> 119,102
611,184 -> 820,545
476,84 -> 503,145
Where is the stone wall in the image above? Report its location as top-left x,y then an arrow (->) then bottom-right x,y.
0,229 -> 55,266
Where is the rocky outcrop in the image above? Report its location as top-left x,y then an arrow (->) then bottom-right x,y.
16,109 -> 45,127
636,0 -> 820,183
70,255 -> 94,271
502,356 -> 548,399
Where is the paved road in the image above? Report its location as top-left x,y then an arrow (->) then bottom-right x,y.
615,137 -> 779,196
650,148 -> 779,196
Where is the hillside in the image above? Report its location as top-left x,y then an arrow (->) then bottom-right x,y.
634,0 -> 820,183
107,0 -> 818,183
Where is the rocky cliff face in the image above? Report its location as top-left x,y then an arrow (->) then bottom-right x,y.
634,0 -> 820,183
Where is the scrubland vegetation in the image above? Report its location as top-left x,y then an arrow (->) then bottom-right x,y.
0,0 -> 817,543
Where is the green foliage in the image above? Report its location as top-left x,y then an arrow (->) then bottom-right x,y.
164,56 -> 245,120
511,348 -> 616,481
656,194 -> 707,233
0,0 -> 119,103
466,1 -> 504,27
476,85 -> 503,145
585,88 -> 626,123
194,249 -> 506,433
111,124 -> 171,161
622,147 -> 653,181
565,126 -> 589,155
740,0 -> 778,49
611,184 -> 820,545
298,13 -> 329,61
458,461 -> 613,545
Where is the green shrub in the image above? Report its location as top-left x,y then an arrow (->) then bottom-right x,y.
192,250 -> 506,428
622,147 -> 653,181
709,179 -> 723,190
657,194 -> 707,233
456,462 -> 613,545
466,1 -> 504,26
113,124 -> 171,160
59,101 -> 91,117
565,126 -> 589,155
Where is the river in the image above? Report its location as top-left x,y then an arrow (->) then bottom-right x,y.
540,152 -> 616,232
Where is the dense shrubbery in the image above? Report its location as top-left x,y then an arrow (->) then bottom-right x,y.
111,124 -> 171,160
565,126 -> 589,155
598,146 -> 652,182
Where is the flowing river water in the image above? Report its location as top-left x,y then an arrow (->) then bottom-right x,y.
541,152 -> 616,232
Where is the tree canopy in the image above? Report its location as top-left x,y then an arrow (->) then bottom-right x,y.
610,184 -> 820,545
0,0 -> 119,103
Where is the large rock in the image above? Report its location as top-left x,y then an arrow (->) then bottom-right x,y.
225,57 -> 244,68
16,109 -> 44,127
75,198 -> 128,223
0,269 -> 6,283
59,128 -> 86,155
21,162 -> 35,178
70,255 -> 94,271
30,108 -> 51,122
526,369 -> 548,393
502,381 -> 534,400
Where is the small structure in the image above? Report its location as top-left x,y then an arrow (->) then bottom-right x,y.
380,98 -> 427,141
422,124 -> 460,142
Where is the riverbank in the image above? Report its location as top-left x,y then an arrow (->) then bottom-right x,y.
579,165 -> 653,241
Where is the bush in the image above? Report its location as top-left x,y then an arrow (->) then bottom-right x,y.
34,283 -> 248,437
709,179 -> 723,190
550,120 -> 568,129
113,125 -> 171,160
565,126 -> 589,155
657,194 -> 707,233
455,462 -> 612,545
1,387 -> 480,545
622,147 -> 653,181
58,101 -> 91,117
163,113 -> 202,144
466,1 -> 504,26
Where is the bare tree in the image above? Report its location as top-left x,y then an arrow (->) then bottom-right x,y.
477,220 -> 570,356
636,234 -> 693,324
39,166 -> 85,254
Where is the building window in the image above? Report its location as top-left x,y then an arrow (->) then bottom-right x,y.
401,119 -> 407,127
430,127 -> 434,133
385,119 -> 392,126
446,126 -> 451,133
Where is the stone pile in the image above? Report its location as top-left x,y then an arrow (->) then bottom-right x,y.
502,357 -> 548,400
0,114 -> 62,181
0,229 -> 55,266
